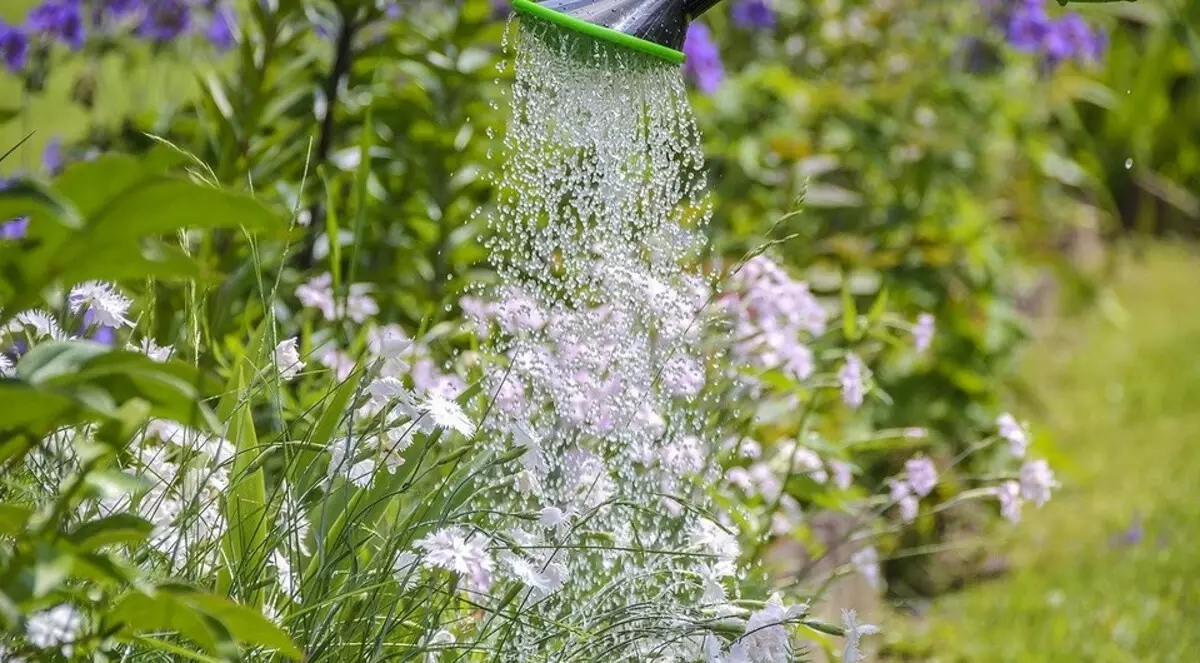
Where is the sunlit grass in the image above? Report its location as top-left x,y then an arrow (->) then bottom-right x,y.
889,242 -> 1200,662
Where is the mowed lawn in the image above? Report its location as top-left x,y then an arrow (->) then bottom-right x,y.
890,243 -> 1200,662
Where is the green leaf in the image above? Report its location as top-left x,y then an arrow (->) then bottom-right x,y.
68,513 -> 155,550
82,470 -> 151,500
109,591 -> 221,654
179,591 -> 303,660
86,177 -> 281,239
220,365 -> 269,603
0,504 -> 32,535
17,342 -> 111,385
0,381 -> 75,429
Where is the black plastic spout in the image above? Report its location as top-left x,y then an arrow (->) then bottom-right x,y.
535,0 -> 727,53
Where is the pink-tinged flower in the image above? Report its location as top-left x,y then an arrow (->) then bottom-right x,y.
851,546 -> 881,589
913,312 -> 935,353
889,478 -> 918,522
996,480 -> 1022,523
839,353 -> 867,409
831,460 -> 854,490
904,455 -> 938,497
318,349 -> 356,382
274,338 -> 304,381
416,526 -> 494,594
996,412 -> 1028,458
1019,459 -> 1056,507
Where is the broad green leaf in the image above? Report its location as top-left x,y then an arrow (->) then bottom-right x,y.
68,513 -> 155,550
0,504 -> 32,535
0,382 -> 75,429
179,591 -> 303,660
17,341 -> 111,385
109,591 -> 222,654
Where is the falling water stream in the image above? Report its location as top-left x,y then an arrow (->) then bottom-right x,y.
465,16 -> 741,661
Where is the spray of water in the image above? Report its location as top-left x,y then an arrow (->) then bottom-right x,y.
465,16 -> 741,661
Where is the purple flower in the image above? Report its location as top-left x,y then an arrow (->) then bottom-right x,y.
683,22 -> 723,94
1005,0 -> 1049,53
839,353 -> 866,409
0,216 -> 29,240
731,0 -> 775,30
42,136 -> 63,176
137,0 -> 192,43
913,312 -> 935,353
904,455 -> 938,498
26,0 -> 86,51
95,0 -> 141,25
206,4 -> 235,51
0,21 -> 29,73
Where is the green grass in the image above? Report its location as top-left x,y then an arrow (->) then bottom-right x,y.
890,243 -> 1200,662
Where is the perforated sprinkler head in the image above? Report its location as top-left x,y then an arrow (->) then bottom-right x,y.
512,0 -> 726,65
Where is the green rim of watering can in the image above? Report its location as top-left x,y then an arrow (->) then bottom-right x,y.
511,0 -> 687,66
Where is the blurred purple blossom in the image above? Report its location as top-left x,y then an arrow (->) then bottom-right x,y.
731,0 -> 775,30
137,0 -> 192,43
1004,0 -> 1105,67
0,21 -> 29,73
206,4 -> 235,50
27,0 -> 86,51
0,217 -> 29,240
42,136 -> 63,176
683,22 -> 723,94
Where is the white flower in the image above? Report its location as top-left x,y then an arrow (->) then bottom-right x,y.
689,519 -> 740,578
416,526 -> 494,593
0,644 -> 26,662
0,354 -> 12,377
841,609 -> 880,663
904,455 -> 938,497
539,506 -> 568,530
1019,459 -> 1056,507
500,552 -> 567,600
419,393 -> 475,436
344,285 -> 379,323
26,604 -> 82,656
996,480 -> 1022,523
274,338 -> 304,381
327,437 -> 377,488
69,281 -> 133,328
851,547 -> 881,590
831,460 -> 854,490
129,337 -> 173,362
729,593 -> 805,663
270,550 -> 301,603
295,272 -> 336,319
423,629 -> 456,663
10,309 -> 66,340
997,412 -> 1029,458
367,377 -> 420,418
278,484 -> 311,556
